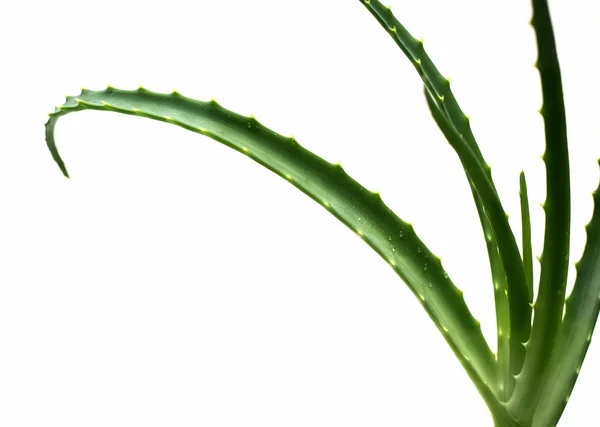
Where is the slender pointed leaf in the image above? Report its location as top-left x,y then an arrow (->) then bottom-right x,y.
520,171 -> 534,300
509,0 -> 571,420
424,87 -> 531,384
532,161 -> 600,426
361,0 -> 531,385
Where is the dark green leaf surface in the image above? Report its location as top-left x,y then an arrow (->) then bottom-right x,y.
46,87 -> 498,394
531,161 -> 600,427
361,0 -> 531,386
509,0 -> 571,421
520,172 -> 534,301
423,81 -> 532,357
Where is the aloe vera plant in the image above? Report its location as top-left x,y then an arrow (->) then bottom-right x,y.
43,0 -> 599,425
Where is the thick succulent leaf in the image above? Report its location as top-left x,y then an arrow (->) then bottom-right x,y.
423,88 -> 531,374
532,161 -> 600,427
475,187 -> 512,400
46,87 -> 497,394
520,172 -> 534,300
358,0 -> 492,188
361,0 -> 531,384
359,0 -> 488,174
509,0 -> 571,419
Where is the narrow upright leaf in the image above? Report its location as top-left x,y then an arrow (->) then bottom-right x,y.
509,1 -> 571,420
532,160 -> 600,427
361,0 -> 531,384
520,171 -> 534,301
424,89 -> 531,387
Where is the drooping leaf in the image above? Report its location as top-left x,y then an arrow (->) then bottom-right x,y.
46,87 -> 500,402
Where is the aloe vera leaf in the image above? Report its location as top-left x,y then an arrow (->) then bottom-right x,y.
423,87 -> 532,381
475,186 -> 512,400
509,0 -> 571,419
519,172 -> 534,300
359,0 -> 487,173
531,161 -> 600,427
361,0 -> 531,381
421,90 -> 515,400
46,86 -> 499,395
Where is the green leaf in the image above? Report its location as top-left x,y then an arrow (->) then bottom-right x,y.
46,86 -> 498,398
532,160 -> 600,427
423,86 -> 531,388
360,0 -> 531,388
520,171 -> 534,301
359,0 -> 484,169
509,0 -> 571,420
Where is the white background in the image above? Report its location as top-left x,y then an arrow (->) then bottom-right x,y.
1,0 -> 599,425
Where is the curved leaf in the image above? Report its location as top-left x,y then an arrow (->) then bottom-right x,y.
361,0 -> 531,387
46,87 -> 498,397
